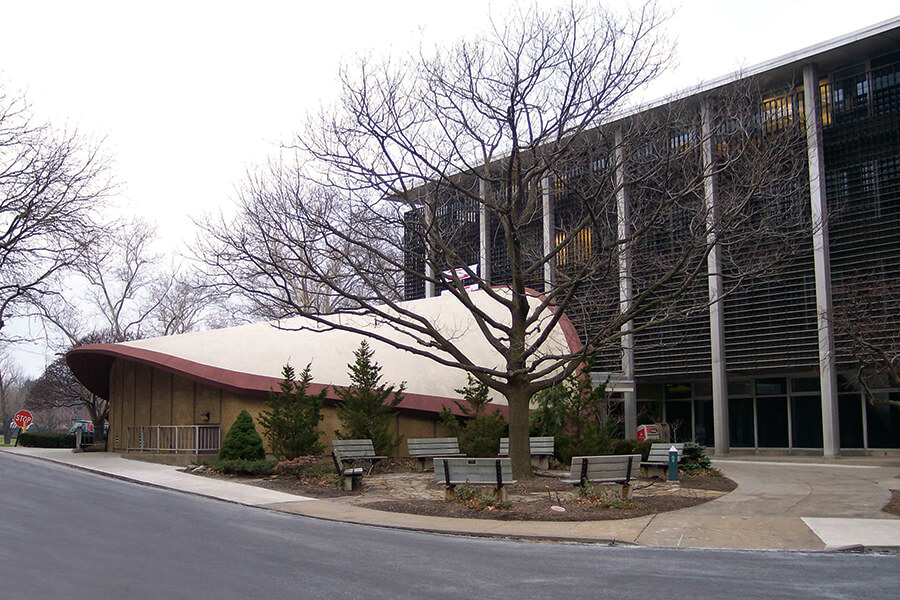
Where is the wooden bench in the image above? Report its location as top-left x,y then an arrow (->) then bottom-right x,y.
563,454 -> 641,499
499,436 -> 555,469
641,443 -> 684,477
331,439 -> 387,490
407,437 -> 464,470
434,457 -> 516,501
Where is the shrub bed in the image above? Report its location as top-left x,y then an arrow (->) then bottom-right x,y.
610,439 -> 654,461
205,458 -> 276,476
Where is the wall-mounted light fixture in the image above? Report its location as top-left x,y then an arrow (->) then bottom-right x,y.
202,412 -> 211,422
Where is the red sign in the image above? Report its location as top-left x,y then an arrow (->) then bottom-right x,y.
13,410 -> 32,429
636,424 -> 660,442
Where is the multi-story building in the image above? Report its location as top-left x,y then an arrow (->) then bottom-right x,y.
403,17 -> 900,455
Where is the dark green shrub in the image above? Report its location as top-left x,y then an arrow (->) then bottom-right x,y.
258,364 -> 326,460
335,340 -> 404,456
530,357 -> 619,464
680,442 -> 718,474
610,439 -> 654,461
207,458 -> 276,476
17,432 -> 76,448
439,375 -> 508,457
218,410 -> 266,461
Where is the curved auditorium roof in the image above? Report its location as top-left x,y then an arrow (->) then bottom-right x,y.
67,290 -> 581,415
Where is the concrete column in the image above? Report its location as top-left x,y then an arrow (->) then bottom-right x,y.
542,173 -> 554,292
424,199 -> 436,298
701,100 -> 730,456
479,177 -> 491,285
803,64 -> 840,457
615,129 -> 637,439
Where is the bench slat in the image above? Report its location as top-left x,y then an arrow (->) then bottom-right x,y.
332,439 -> 384,460
644,443 -> 685,465
434,458 -> 515,486
565,454 -> 641,485
407,437 -> 463,458
498,436 -> 555,456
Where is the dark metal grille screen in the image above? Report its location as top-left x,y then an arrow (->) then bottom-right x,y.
825,56 -> 900,368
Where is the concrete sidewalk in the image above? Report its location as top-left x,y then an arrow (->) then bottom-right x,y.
4,447 -> 899,551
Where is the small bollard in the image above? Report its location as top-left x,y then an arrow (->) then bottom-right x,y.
667,445 -> 679,482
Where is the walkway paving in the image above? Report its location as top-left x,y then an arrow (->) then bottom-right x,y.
4,447 -> 899,551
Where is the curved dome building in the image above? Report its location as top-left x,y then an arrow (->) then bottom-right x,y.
67,290 -> 580,460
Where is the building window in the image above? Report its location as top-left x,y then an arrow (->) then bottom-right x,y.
761,91 -> 798,134
555,226 -> 593,267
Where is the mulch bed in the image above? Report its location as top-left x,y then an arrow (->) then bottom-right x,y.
362,473 -> 736,521
189,462 -> 737,521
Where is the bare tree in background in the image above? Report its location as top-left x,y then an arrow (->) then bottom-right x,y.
201,2 -> 808,477
0,89 -> 110,337
149,268 -> 226,335
27,331 -> 112,444
0,349 -> 27,439
833,272 -> 900,408
195,159 -> 400,320
28,220 -> 219,444
35,218 -> 219,346
79,218 -> 163,341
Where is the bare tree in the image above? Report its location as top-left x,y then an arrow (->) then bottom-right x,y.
27,332 -> 111,444
35,218 -> 219,346
195,158 -> 400,321
149,267 -> 226,336
77,218 -> 165,341
0,88 -> 110,336
833,271 -> 900,407
201,2 -> 808,477
0,349 -> 27,438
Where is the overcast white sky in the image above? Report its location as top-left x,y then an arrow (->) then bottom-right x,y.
2,0 -> 898,376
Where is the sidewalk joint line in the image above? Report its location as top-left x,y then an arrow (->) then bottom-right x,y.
634,513 -> 657,543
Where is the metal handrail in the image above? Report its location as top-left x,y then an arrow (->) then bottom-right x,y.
125,425 -> 220,454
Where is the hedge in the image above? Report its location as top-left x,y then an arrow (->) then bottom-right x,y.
17,432 -> 77,448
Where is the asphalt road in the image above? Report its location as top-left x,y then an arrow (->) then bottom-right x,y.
0,453 -> 897,599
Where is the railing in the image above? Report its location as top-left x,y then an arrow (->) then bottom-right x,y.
126,425 -> 221,454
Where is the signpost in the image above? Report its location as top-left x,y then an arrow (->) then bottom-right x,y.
13,410 -> 32,446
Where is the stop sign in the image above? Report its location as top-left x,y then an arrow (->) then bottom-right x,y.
13,410 -> 32,429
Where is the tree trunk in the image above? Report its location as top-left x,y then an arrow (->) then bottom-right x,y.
506,386 -> 534,480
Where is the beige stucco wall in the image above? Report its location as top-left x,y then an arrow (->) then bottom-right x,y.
108,358 -> 451,458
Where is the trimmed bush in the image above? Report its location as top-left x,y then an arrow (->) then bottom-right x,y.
18,432 -> 76,448
218,410 -> 266,461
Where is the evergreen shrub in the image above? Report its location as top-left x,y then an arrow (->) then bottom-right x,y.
218,410 -> 266,461
258,364 -> 326,460
335,341 -> 404,456
530,358 -> 619,464
680,442 -> 719,474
